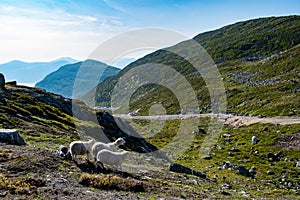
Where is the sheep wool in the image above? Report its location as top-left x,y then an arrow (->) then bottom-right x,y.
91,137 -> 126,160
96,149 -> 130,169
69,139 -> 95,162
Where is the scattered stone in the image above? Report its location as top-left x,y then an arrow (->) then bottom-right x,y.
0,73 -> 5,90
267,170 -> 275,175
55,178 -> 69,185
296,161 -> 300,168
236,166 -> 252,177
262,127 -> 269,131
216,145 -> 224,150
0,191 -> 8,197
220,190 -> 231,195
240,190 -> 250,197
249,166 -> 256,175
221,161 -> 252,177
203,155 -> 212,160
251,136 -> 258,144
230,147 -> 240,152
222,184 -> 232,190
0,129 -> 26,145
267,152 -> 283,162
170,163 -> 206,179
222,161 -> 232,169
222,134 -> 231,138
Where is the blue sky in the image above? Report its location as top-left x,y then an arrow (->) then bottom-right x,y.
0,0 -> 299,64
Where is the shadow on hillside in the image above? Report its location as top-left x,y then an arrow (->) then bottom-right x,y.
74,160 -> 134,178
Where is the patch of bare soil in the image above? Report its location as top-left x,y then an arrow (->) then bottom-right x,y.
0,142 -> 213,199
276,131 -> 300,150
225,116 -> 300,127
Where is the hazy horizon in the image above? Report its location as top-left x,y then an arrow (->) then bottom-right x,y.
1,0 -> 299,64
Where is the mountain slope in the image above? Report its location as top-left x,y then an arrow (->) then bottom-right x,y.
1,79 -> 300,199
194,15 -> 300,63
35,59 -> 120,98
85,15 -> 300,117
0,57 -> 77,85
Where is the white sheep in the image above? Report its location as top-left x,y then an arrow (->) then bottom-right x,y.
95,149 -> 130,170
69,139 -> 96,162
91,137 -> 126,161
252,136 -> 259,144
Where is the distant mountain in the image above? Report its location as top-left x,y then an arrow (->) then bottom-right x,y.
0,57 -> 77,86
85,15 -> 300,117
35,59 -> 120,98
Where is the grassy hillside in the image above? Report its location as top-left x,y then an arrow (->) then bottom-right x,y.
195,15 -> 300,63
86,15 -> 300,117
0,81 -> 300,199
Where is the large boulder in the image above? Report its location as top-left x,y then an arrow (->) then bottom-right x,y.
0,129 -> 26,145
170,163 -> 206,179
0,73 -> 5,90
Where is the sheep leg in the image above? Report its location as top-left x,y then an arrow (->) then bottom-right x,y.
95,161 -> 105,171
85,152 -> 90,161
73,154 -> 78,163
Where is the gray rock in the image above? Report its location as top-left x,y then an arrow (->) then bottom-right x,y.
222,184 -> 232,190
222,161 -> 253,177
296,161 -> 300,168
235,165 -> 251,177
251,136 -> 258,144
0,129 -> 26,145
249,166 -> 256,175
6,81 -> 17,86
267,152 -> 282,162
203,155 -> 212,160
221,134 -> 232,138
228,152 -> 233,156
267,170 -> 275,175
170,163 -> 206,179
0,73 -> 5,90
230,147 -> 240,152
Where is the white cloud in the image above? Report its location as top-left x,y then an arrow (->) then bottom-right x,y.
0,4 -> 128,63
103,0 -> 131,15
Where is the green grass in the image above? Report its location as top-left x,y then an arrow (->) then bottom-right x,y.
79,173 -> 145,192
86,15 -> 300,118
128,116 -> 300,198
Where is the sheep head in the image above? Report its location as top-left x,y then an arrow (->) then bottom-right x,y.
115,138 -> 126,147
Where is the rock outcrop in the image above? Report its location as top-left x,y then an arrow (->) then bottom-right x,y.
0,129 -> 26,145
0,73 -> 5,90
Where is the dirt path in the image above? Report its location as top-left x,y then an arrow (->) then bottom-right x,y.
224,115 -> 300,127
114,113 -> 300,127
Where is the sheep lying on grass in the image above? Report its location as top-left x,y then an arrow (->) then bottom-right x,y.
69,139 -> 96,162
91,138 -> 125,161
95,149 -> 130,170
